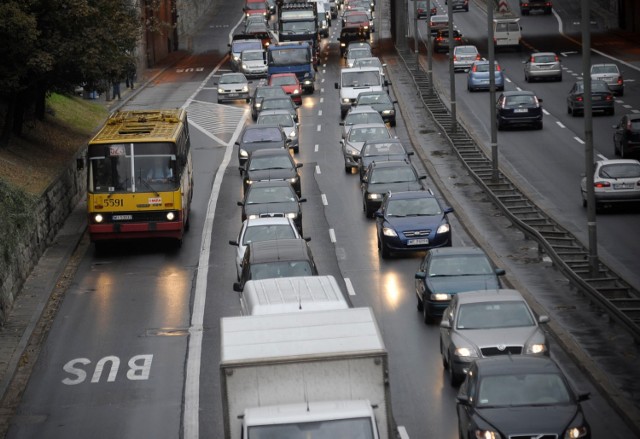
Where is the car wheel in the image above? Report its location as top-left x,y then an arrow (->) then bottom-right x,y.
496,118 -> 503,131
608,107 -> 615,116
524,72 -> 529,82
582,196 -> 587,208
567,105 -> 572,115
619,89 -> 624,97
365,204 -> 375,218
294,146 -> 299,153
557,74 -> 563,82
536,121 -> 543,130
380,241 -> 391,259
245,98 -> 250,103
423,302 -> 434,324
448,354 -> 462,386
440,341 -> 449,370
620,143 -> 625,159
390,119 -> 396,127
416,293 -> 424,311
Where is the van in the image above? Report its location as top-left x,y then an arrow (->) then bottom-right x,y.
493,18 -> 522,50
335,66 -> 389,117
240,275 -> 349,315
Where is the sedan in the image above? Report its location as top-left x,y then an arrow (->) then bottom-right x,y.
341,123 -> 393,173
496,90 -> 543,130
567,79 -> 615,117
416,1 -> 437,18
414,247 -> 505,323
613,114 -> 640,158
258,96 -> 299,122
268,73 -> 302,105
375,189 -> 453,257
362,161 -> 427,217
457,356 -> 591,439
250,85 -> 288,121
591,63 -> 624,96
238,180 -> 306,233
235,124 -> 290,168
228,217 -> 302,280
217,72 -> 250,103
345,46 -> 373,68
257,109 -> 300,153
241,148 -> 303,196
467,60 -> 504,92
358,139 -> 413,181
429,14 -> 449,35
523,51 -> 562,82
580,159 -> 640,209
341,105 -> 385,140
452,45 -> 480,72
440,289 -> 549,386
354,90 -> 398,126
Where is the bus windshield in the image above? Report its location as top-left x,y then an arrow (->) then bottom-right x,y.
88,142 -> 178,193
269,48 -> 310,65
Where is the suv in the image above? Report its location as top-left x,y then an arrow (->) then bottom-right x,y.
233,238 -> 318,292
519,0 -> 552,15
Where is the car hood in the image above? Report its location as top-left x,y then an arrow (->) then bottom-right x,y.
366,181 -> 423,194
244,60 -> 266,67
244,201 -> 299,216
452,326 -> 541,349
246,168 -> 296,182
474,405 -> 579,435
361,153 -> 408,168
364,102 -> 393,112
426,274 -> 500,294
385,213 -> 444,232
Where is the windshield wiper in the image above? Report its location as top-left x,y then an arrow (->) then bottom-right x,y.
139,178 -> 160,196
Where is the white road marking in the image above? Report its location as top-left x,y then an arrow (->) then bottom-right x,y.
315,144 -> 319,152
556,121 -> 566,128
345,277 -> 356,296
321,78 -> 325,83
329,228 -> 336,243
316,164 -> 321,174
623,104 -> 632,109
398,426 -> 410,439
317,124 -> 321,131
321,194 -> 328,205
632,109 -> 640,114
318,110 -> 323,116
597,153 -> 607,160
542,109 -> 550,115
321,88 -> 324,93
574,137 -> 585,144
320,97 -> 324,103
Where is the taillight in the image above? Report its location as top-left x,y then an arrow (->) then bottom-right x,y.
496,64 -> 501,71
576,96 -> 583,102
554,55 -> 559,62
472,65 -> 478,72
627,120 -> 633,130
605,95 -> 613,101
594,181 -> 611,188
453,55 -> 457,61
530,56 -> 535,62
617,76 -> 623,85
475,54 -> 481,60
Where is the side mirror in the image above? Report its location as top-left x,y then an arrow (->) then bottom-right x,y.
577,391 -> 591,402
339,122 -> 344,126
538,315 -> 550,324
303,236 -> 312,242
444,207 -> 454,214
296,163 -> 303,168
415,271 -> 427,280
299,198 -> 307,203
237,201 -> 244,206
335,82 -> 340,89
440,319 -> 451,329
233,282 -> 243,292
229,240 -> 239,246
538,98 -> 543,103
418,175 -> 427,180
407,151 -> 415,156
456,394 -> 470,406
495,268 -> 506,276
393,100 -> 398,105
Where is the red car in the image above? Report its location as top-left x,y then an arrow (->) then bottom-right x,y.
269,73 -> 303,105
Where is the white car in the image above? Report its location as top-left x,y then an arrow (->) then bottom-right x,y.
340,105 -> 384,139
217,72 -> 250,103
229,217 -> 302,280
590,63 -> 624,96
345,46 -> 373,68
452,45 -> 480,72
240,49 -> 268,78
580,159 -> 640,210
257,109 -> 300,153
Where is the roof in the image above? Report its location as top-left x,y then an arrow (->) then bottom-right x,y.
455,289 -> 524,304
90,109 -> 187,144
243,217 -> 294,227
474,355 -> 560,377
369,159 -> 412,170
428,246 -> 489,257
346,105 -> 379,115
387,190 -> 435,200
500,90 -> 536,96
247,238 -> 310,264
242,123 -> 282,132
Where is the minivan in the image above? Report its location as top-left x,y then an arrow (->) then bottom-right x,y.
493,18 -> 522,50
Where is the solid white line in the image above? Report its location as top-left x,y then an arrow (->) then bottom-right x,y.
345,277 -> 356,296
188,119 -> 227,146
316,164 -> 321,174
321,194 -> 328,205
321,78 -> 325,83
321,88 -> 325,93
556,121 -> 566,129
398,426 -> 410,439
574,136 -> 585,144
329,228 -> 336,242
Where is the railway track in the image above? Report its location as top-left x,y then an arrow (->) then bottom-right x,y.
395,47 -> 640,343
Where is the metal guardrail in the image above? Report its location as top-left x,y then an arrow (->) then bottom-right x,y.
395,47 -> 640,343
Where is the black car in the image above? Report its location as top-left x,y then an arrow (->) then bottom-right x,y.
238,180 -> 306,233
519,0 -> 552,15
241,148 -> 303,196
258,96 -> 299,123
414,247 -> 505,323
235,124 -> 290,168
339,26 -> 368,56
361,160 -> 426,217
433,29 -> 463,53
375,190 -> 453,259
457,356 -> 591,439
354,91 -> 398,126
496,90 -> 543,130
250,85 -> 289,121
567,79 -> 615,117
613,114 -> 640,158
233,238 -> 318,292
358,139 -> 413,181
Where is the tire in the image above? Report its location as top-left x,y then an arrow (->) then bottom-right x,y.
496,118 -> 503,131
440,341 -> 449,369
524,73 -> 529,82
609,107 -> 615,116
567,105 -> 572,115
365,204 -> 375,218
620,142 -> 626,159
390,119 -> 396,127
294,146 -> 299,153
619,89 -> 624,97
582,196 -> 587,207
423,302 -> 434,324
345,164 -> 351,173
417,293 -> 424,311
380,241 -> 391,259
448,353 -> 462,386
536,121 -> 543,130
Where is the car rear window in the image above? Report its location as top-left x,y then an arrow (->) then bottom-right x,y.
533,55 -> 556,63
600,163 -> 640,179
630,120 -> 640,130
591,64 -> 618,74
504,95 -> 536,107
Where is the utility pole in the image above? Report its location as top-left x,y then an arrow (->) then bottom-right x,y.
426,0 -> 433,94
488,0 -> 498,182
447,0 -> 456,133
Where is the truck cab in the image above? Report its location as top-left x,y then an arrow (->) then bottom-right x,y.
335,66 -> 388,117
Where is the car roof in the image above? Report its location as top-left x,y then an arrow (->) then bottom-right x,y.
347,105 -> 379,115
474,355 -> 561,377
454,45 -> 477,51
501,90 -> 536,97
221,72 -> 247,79
596,159 -> 640,166
369,159 -> 413,170
258,109 -> 295,117
428,246 -> 489,257
531,51 -> 557,57
363,138 -> 404,146
248,179 -> 294,188
431,14 -> 448,20
248,148 -> 292,158
248,238 -> 311,263
261,96 -> 293,102
349,122 -> 389,130
243,123 -> 282,132
455,289 -> 524,305
386,190 -> 434,200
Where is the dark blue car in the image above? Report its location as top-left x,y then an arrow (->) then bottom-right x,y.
375,190 -> 453,258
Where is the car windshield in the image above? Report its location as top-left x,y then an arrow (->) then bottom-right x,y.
456,301 -> 535,329
242,128 -> 282,143
369,166 -> 416,184
246,186 -> 296,204
342,71 -> 381,87
345,112 -> 384,126
268,47 -> 310,65
456,47 -> 477,55
428,254 -> 493,276
348,48 -> 372,59
258,114 -> 294,126
242,224 -> 297,245
349,127 -> 390,142
248,155 -> 293,171
220,74 -> 246,84
385,197 -> 441,216
599,163 -> 640,179
473,63 -> 499,73
250,260 -> 314,279
533,54 -> 556,63
245,2 -> 266,10
363,142 -> 405,156
271,76 -> 297,86
591,64 -> 618,74
477,373 -> 571,407
233,41 -> 262,52
358,93 -> 391,105
262,99 -> 293,111
281,21 -> 316,33
243,51 -> 264,61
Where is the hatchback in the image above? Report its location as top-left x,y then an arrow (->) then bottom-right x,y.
375,190 -> 452,257
362,161 -> 427,217
358,139 -> 412,181
429,14 -> 449,35
523,51 -> 562,82
590,63 -> 624,96
467,60 -> 504,92
238,180 -> 307,233
452,45 -> 480,72
250,85 -> 288,120
613,114 -> 640,158
340,105 -> 385,140
354,91 -> 398,126
268,73 -> 302,105
580,159 -> 640,209
341,123 -> 393,173
217,72 -> 250,103
256,109 -> 300,152
345,46 -> 373,68
235,124 -> 290,168
258,96 -> 299,122
567,79 -> 615,117
416,1 -> 437,18
496,90 -> 543,130
240,49 -> 268,78
433,29 -> 463,53
241,148 -> 303,196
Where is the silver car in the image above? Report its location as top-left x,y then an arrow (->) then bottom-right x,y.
240,49 -> 268,78
340,105 -> 385,140
340,122 -> 392,173
580,159 -> 640,209
257,109 -> 300,153
590,63 -> 624,96
523,52 -> 562,82
217,72 -> 250,103
345,46 -> 373,68
452,45 -> 480,72
440,289 -> 549,386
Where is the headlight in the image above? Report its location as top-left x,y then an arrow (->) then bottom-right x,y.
382,109 -> 394,115
289,130 -> 297,138
342,98 -> 351,104
564,426 -> 588,439
473,430 -> 501,439
241,86 -> 249,92
454,347 -> 478,358
286,212 -> 298,219
262,11 -> 267,15
526,343 -> 546,355
382,227 -> 397,237
430,293 -> 451,301
242,64 -> 248,69
341,42 -> 346,47
367,193 -> 382,200
233,56 -> 240,62
292,89 -> 300,94
255,102 -> 262,108
345,145 -> 360,155
93,214 -> 104,223
239,149 -> 249,158
363,25 -> 369,29
245,179 -> 254,185
436,223 -> 450,234
303,79 -> 312,85
217,88 -> 224,93
166,211 -> 176,221
248,214 -> 259,219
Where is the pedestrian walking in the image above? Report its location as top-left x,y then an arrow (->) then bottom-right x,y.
112,80 -> 121,100
125,61 -> 136,90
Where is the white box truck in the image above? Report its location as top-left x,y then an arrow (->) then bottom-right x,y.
220,307 -> 398,439
240,275 -> 349,315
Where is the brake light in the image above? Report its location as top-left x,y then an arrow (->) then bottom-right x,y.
475,54 -> 481,60
554,55 -> 559,62
594,181 -> 611,188
496,64 -> 501,71
576,96 -> 583,102
530,56 -> 535,62
472,65 -> 478,72
453,55 -> 457,61
605,95 -> 613,101
617,76 -> 623,85
627,120 -> 633,130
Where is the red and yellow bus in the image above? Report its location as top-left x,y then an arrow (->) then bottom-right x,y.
86,109 -> 193,248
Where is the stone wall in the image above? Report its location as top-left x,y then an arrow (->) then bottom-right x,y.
176,0 -> 219,51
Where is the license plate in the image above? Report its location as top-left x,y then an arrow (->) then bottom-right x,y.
593,96 -> 602,100
514,108 -> 528,113
112,214 -> 133,221
227,93 -> 239,97
613,183 -> 633,189
408,238 -> 429,245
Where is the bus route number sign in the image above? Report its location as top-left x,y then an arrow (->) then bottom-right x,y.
109,145 -> 126,157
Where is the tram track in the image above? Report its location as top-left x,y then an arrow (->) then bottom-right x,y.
395,47 -> 640,343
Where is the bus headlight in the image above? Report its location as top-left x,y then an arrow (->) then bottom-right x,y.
93,214 -> 104,223
166,211 -> 176,221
